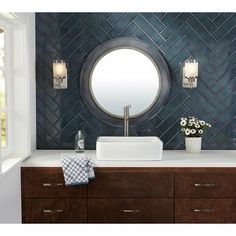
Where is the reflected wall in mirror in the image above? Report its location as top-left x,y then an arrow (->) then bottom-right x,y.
91,48 -> 160,118
80,38 -> 171,127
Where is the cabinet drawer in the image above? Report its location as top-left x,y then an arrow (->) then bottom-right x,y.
23,199 -> 87,223
88,198 -> 174,223
88,168 -> 174,197
175,172 -> 236,198
22,167 -> 87,198
175,198 -> 236,223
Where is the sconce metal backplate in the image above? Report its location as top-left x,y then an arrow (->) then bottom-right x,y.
182,59 -> 198,88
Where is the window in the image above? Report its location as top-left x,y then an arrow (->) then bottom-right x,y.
0,28 -> 6,149
0,22 -> 11,158
0,13 -> 35,159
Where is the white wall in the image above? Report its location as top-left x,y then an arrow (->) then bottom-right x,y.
0,162 -> 21,223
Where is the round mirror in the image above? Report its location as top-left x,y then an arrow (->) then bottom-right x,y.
91,48 -> 160,118
80,38 -> 170,127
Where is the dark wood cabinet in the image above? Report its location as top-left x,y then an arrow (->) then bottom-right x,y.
175,198 -> 236,223
21,167 -> 236,223
22,167 -> 87,198
23,199 -> 87,223
88,168 -> 174,197
21,167 -> 87,223
87,168 -> 174,223
88,198 -> 174,223
175,172 -> 236,198
175,168 -> 236,223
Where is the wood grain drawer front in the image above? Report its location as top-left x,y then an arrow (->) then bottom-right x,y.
88,169 -> 174,197
175,172 -> 236,198
88,198 -> 174,223
175,198 -> 236,223
23,199 -> 87,223
22,167 -> 87,198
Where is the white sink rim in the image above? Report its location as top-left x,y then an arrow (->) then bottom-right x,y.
97,136 -> 162,143
96,136 -> 163,161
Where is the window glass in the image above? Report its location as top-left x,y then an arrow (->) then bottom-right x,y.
0,28 -> 6,149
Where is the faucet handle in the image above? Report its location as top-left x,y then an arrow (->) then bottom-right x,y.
124,104 -> 132,109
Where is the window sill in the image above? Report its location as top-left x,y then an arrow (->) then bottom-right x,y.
0,154 -> 28,176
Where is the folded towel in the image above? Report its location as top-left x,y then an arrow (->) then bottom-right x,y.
61,153 -> 95,186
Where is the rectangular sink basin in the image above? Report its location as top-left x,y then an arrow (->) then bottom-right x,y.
96,136 -> 163,161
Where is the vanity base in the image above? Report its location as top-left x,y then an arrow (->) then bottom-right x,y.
21,167 -> 236,223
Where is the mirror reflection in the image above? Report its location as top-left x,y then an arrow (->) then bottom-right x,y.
90,48 -> 160,118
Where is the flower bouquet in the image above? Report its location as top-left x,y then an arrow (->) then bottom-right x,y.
180,116 -> 211,153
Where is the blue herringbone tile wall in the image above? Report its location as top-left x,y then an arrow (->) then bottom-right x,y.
36,13 -> 236,150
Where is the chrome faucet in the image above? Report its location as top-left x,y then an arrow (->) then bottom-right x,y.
124,105 -> 131,136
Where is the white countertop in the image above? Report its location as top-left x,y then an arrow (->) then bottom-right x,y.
22,150 -> 236,167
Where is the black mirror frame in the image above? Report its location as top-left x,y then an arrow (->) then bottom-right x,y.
80,37 -> 171,127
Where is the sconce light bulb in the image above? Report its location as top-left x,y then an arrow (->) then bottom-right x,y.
53,61 -> 67,78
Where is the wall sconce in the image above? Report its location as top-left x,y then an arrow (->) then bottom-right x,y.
182,59 -> 198,88
53,60 -> 68,89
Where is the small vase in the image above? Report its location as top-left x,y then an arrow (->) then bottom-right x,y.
185,137 -> 202,154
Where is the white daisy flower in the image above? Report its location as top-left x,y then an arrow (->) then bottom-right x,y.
200,120 -> 205,125
185,129 -> 191,136
206,123 -> 211,127
195,124 -> 200,128
189,123 -> 193,127
180,120 -> 187,126
181,128 -> 185,132
198,129 -> 203,134
191,129 -> 196,134
181,117 -> 187,121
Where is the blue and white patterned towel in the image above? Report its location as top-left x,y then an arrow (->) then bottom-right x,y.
61,153 -> 95,186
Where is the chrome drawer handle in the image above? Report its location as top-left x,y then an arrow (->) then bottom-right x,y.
43,209 -> 64,213
194,209 -> 215,213
120,209 -> 140,213
43,183 -> 63,187
194,183 -> 216,187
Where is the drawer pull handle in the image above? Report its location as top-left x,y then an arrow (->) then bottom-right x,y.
43,209 -> 64,213
194,209 -> 215,213
120,209 -> 140,213
43,183 -> 64,187
194,183 -> 216,187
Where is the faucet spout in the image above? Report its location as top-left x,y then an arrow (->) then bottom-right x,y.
124,105 -> 131,136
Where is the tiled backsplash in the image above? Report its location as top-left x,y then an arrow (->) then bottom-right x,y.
36,13 -> 236,150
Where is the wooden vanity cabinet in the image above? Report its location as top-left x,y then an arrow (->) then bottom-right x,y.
21,167 -> 87,223
23,199 -> 87,223
21,167 -> 174,223
87,168 -> 174,223
175,168 -> 236,223
21,167 -> 236,223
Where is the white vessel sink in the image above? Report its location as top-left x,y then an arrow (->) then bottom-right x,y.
96,136 -> 163,161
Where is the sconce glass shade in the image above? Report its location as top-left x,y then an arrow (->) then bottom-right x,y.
53,60 -> 68,89
182,59 -> 198,88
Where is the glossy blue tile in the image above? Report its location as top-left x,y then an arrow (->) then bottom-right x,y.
108,13 -> 138,37
213,26 -> 236,54
213,14 -> 236,40
36,13 -> 236,150
161,13 -> 191,39
160,13 -> 179,26
135,15 -> 164,45
187,16 -> 217,48
192,13 -> 218,34
213,13 -> 234,27
141,13 -> 165,32
206,13 -> 219,21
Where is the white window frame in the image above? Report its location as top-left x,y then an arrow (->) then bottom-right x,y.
0,18 -> 13,158
0,13 -> 36,160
